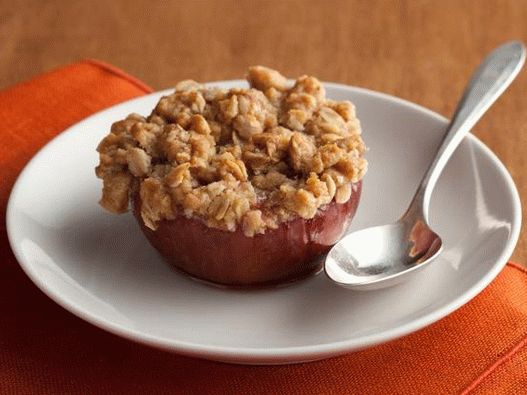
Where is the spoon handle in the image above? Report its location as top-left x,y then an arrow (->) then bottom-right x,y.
407,41 -> 526,223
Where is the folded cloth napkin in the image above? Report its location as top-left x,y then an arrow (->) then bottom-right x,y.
1,61 -> 526,394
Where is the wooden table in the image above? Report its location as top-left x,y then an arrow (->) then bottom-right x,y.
2,0 -> 526,266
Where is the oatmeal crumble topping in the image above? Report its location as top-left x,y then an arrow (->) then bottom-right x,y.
96,66 -> 367,236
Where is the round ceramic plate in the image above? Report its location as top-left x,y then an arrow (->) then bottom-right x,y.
6,81 -> 521,365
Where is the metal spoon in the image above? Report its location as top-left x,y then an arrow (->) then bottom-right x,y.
325,41 -> 526,290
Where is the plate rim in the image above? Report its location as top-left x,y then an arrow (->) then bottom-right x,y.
6,82 -> 522,362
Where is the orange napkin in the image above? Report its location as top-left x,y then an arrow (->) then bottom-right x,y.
1,61 -> 527,394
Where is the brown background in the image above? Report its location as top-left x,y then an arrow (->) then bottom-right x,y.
1,0 -> 526,265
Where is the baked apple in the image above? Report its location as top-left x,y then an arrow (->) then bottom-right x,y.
132,181 -> 361,286
96,66 -> 367,287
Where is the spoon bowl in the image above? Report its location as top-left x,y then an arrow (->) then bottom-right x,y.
326,219 -> 442,290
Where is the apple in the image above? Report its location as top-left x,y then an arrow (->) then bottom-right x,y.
133,181 -> 362,287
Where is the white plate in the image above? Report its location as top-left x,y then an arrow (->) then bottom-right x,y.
7,82 -> 521,365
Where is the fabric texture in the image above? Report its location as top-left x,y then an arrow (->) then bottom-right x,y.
1,61 -> 526,394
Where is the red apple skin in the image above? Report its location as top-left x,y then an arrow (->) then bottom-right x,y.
133,181 -> 362,287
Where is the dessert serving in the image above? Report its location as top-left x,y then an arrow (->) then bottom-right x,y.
95,66 -> 367,286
